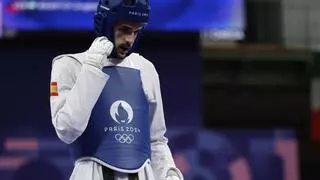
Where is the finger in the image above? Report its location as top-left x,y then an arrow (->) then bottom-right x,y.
105,42 -> 114,55
98,36 -> 108,43
93,36 -> 103,43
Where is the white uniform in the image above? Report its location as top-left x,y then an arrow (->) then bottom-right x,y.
49,52 -> 182,180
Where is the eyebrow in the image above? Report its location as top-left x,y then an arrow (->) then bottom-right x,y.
120,25 -> 143,31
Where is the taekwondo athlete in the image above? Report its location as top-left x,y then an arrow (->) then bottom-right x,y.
49,0 -> 184,179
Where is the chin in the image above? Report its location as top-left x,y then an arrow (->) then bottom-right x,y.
117,52 -> 129,59
117,54 -> 126,59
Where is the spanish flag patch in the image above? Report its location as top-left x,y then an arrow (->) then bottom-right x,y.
50,82 -> 58,96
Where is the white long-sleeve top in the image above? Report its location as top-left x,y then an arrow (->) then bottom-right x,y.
49,52 -> 182,180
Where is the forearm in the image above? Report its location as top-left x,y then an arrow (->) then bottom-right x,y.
51,62 -> 109,144
151,138 -> 177,177
149,103 -> 182,179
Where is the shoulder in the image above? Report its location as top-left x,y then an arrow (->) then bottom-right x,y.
52,52 -> 86,67
129,53 -> 160,102
50,52 -> 86,80
129,53 -> 158,77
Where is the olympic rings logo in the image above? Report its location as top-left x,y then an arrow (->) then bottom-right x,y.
115,133 -> 134,144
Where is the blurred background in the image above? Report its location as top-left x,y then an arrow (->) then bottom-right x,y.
0,0 -> 318,179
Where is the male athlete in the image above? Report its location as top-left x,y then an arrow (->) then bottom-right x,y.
49,0 -> 183,179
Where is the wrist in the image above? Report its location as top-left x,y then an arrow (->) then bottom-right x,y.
84,60 -> 103,70
84,52 -> 104,70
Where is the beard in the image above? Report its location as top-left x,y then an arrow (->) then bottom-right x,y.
116,44 -> 132,58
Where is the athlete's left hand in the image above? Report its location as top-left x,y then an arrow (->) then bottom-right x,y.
165,168 -> 183,180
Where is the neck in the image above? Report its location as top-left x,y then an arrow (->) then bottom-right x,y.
109,57 -> 124,64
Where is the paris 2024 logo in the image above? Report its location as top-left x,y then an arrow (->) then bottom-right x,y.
105,100 -> 140,144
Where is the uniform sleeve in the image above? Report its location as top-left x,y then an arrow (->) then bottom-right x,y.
143,62 -> 183,179
50,56 -> 109,144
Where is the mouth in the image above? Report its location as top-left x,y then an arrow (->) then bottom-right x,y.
118,45 -> 130,55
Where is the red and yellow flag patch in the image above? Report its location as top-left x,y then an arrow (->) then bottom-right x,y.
50,82 -> 58,96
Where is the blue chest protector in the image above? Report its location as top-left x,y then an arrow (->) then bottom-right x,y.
70,66 -> 151,171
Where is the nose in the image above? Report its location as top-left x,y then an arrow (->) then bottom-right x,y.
124,33 -> 135,44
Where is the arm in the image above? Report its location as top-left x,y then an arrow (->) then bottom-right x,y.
146,64 -> 184,180
50,37 -> 114,144
50,56 -> 109,144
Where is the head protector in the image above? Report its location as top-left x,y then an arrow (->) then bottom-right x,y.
94,0 -> 150,57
